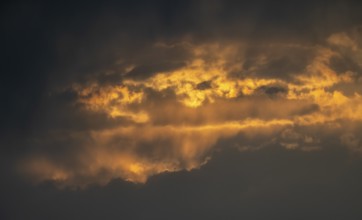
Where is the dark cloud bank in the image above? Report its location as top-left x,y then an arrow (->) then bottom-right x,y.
1,0 -> 362,219
2,147 -> 362,220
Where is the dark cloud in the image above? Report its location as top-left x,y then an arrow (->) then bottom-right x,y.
2,0 -> 362,219
257,85 -> 288,97
196,80 -> 213,90
2,146 -> 362,220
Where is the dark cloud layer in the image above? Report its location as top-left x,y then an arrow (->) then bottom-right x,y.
2,147 -> 362,220
2,0 -> 362,219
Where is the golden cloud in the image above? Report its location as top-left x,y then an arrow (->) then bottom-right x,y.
20,31 -> 362,188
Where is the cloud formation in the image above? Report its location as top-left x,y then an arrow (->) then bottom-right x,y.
16,25 -> 362,188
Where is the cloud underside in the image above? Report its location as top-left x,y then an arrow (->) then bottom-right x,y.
20,28 -> 362,188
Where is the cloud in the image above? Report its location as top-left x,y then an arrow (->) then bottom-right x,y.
20,119 -> 293,188
16,28 -> 362,188
328,32 -> 358,50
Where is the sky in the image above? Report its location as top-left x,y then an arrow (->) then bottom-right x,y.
1,0 -> 362,219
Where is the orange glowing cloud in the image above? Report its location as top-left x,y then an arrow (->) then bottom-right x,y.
20,30 -> 362,188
